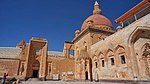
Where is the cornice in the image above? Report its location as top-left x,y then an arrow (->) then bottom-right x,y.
73,27 -> 115,43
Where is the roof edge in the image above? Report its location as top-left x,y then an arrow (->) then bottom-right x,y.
115,0 -> 150,23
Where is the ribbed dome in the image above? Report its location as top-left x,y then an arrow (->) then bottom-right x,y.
81,1 -> 113,31
81,14 -> 113,30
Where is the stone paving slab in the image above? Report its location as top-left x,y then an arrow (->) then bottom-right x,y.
22,81 -> 150,84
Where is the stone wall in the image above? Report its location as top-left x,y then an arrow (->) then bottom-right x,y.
0,59 -> 19,76
46,58 -> 75,80
89,13 -> 150,80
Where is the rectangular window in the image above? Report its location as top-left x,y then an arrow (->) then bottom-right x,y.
95,62 -> 98,68
111,58 -> 115,65
121,55 -> 126,64
102,60 -> 104,67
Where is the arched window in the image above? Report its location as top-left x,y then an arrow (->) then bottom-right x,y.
93,55 -> 98,68
99,53 -> 105,68
106,49 -> 115,66
115,45 -> 126,65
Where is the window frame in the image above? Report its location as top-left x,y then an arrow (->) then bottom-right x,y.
110,57 -> 115,65
120,55 -> 126,64
101,59 -> 105,67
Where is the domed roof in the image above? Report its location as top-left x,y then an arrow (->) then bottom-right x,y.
81,1 -> 113,31
81,14 -> 113,30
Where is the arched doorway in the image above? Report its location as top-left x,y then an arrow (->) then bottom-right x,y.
128,26 -> 150,79
85,71 -> 88,80
85,58 -> 93,81
32,60 -> 40,78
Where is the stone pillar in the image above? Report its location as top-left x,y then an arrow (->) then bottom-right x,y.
63,46 -> 70,59
82,60 -> 85,80
39,43 -> 48,80
130,44 -> 140,80
87,62 -> 91,80
48,63 -> 52,78
24,44 -> 34,79
143,58 -> 150,77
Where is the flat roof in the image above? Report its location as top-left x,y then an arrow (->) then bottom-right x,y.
115,0 -> 150,24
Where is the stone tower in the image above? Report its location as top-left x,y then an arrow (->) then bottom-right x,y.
72,1 -> 115,81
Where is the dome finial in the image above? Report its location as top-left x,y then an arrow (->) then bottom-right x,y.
95,1 -> 99,6
93,1 -> 102,15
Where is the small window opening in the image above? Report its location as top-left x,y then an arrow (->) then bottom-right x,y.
70,50 -> 74,57
95,62 -> 98,68
85,46 -> 87,51
102,60 -> 104,67
85,64 -> 87,69
111,58 -> 115,65
121,55 -> 126,64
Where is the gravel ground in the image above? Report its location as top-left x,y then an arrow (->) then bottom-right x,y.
22,81 -> 150,84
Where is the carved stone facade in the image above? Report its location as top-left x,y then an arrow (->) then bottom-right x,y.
0,38 -> 75,81
64,0 -> 150,81
0,0 -> 150,82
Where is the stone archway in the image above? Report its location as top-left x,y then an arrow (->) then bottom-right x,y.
76,48 -> 93,81
76,57 -> 92,81
24,38 -> 48,80
85,58 -> 93,81
128,26 -> 150,80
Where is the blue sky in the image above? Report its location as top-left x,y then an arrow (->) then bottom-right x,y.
0,0 -> 142,52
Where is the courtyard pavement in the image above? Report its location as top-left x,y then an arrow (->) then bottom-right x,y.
22,81 -> 150,84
